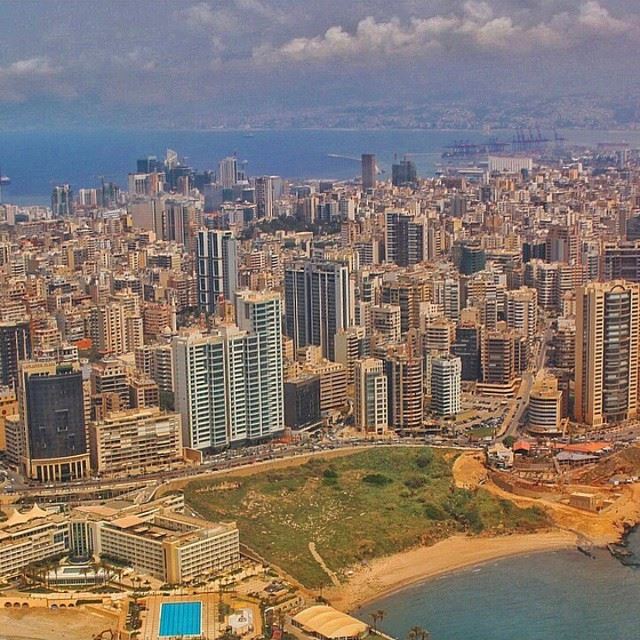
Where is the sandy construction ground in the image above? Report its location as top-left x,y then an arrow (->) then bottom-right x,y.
0,607 -> 115,640
456,452 -> 640,545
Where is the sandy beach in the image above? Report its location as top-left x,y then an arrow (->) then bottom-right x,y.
325,530 -> 578,612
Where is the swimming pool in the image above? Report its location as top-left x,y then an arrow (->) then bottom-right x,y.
159,602 -> 202,637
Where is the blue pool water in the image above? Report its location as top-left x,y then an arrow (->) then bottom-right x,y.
159,602 -> 202,637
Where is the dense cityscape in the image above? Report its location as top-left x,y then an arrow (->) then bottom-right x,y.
0,138 -> 639,637
5,0 -> 640,637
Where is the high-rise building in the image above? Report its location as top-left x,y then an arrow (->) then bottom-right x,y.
90,359 -> 130,415
173,291 -> 284,449
0,320 -> 32,388
480,323 -> 519,394
545,224 -> 578,264
254,176 -> 275,219
385,211 -> 425,267
284,373 -> 321,430
384,352 -> 423,432
93,302 -> 143,356
361,154 -> 376,191
235,290 -> 285,441
600,242 -> 640,282
525,260 -> 559,311
19,360 -> 89,482
284,263 -> 307,350
370,304 -> 402,344
425,317 -> 454,354
354,358 -> 387,435
381,276 -> 429,334
575,280 -> 640,426
455,240 -> 486,275
430,354 -> 462,416
51,184 -> 73,217
218,156 -> 238,189
196,229 -> 238,314
391,159 -> 418,187
334,326 -> 367,380
505,287 -> 538,346
162,198 -> 198,247
452,322 -> 481,381
172,332 -> 228,450
284,260 -> 351,360
626,215 -> 640,241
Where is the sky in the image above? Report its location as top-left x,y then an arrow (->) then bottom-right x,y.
0,0 -> 638,127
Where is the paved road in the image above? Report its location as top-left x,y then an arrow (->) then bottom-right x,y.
9,440 -> 479,502
499,327 -> 552,441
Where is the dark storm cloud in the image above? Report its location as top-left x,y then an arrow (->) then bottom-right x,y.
0,0 -> 638,123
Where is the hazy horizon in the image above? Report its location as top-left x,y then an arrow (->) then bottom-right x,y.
0,1 -> 639,129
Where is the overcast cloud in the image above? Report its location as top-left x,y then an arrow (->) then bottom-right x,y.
0,0 -> 637,125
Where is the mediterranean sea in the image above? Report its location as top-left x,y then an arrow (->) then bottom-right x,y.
2,128 -> 640,205
360,529 -> 640,640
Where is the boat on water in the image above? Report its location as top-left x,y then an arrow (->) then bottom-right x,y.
0,175 -> 10,185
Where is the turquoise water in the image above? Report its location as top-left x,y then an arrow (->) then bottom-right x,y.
360,536 -> 640,640
158,601 -> 202,637
2,128 -> 640,202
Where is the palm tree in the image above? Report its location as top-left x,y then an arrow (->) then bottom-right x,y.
114,566 -> 124,587
99,558 -> 113,585
80,564 -> 90,588
407,626 -> 430,640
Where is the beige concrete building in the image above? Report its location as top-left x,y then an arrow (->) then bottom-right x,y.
354,358 -> 388,435
528,374 -> 563,434
89,407 -> 183,475
0,496 -> 239,585
0,386 -> 17,451
370,303 -> 402,344
575,280 -> 640,427
73,496 -> 239,584
479,322 -> 520,396
0,505 -> 69,579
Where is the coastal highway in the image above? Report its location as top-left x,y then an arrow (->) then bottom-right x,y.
8,440 -> 479,502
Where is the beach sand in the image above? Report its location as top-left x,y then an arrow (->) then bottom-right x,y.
325,530 -> 577,612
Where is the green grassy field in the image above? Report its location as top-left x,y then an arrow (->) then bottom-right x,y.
184,448 -> 547,588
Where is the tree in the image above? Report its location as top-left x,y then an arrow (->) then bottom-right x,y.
369,612 -> 380,633
407,626 -> 430,640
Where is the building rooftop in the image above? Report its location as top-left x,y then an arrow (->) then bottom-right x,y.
293,606 -> 367,640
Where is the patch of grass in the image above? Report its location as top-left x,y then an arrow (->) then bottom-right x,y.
469,426 -> 496,439
184,447 -> 548,588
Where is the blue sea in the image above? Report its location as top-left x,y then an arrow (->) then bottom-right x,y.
2,128 -> 640,205
360,531 -> 640,640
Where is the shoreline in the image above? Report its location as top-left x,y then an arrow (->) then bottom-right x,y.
325,530 -> 578,612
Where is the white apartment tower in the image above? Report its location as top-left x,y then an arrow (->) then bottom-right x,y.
173,291 -> 284,449
431,354 -> 462,417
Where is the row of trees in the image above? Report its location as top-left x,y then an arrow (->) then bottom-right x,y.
369,609 -> 431,640
21,554 -> 138,591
